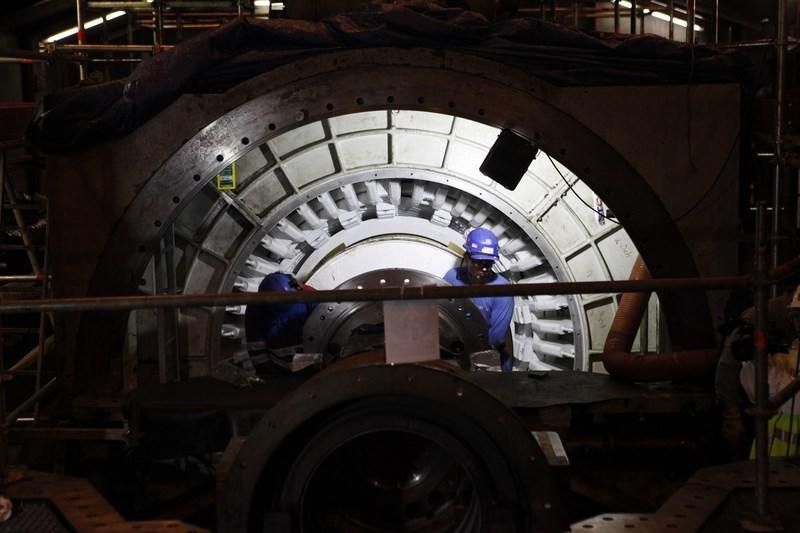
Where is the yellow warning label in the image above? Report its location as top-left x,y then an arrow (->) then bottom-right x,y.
216,163 -> 236,191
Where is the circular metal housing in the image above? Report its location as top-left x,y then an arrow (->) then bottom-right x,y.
302,269 -> 490,362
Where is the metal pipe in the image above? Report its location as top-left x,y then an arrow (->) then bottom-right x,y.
0,150 -> 4,232
768,376 -> 800,411
8,336 -> 54,373
753,202 -> 770,517
573,0 -> 580,28
76,0 -> 87,80
772,0 -> 788,294
668,0 -> 674,40
5,378 -> 57,427
713,0 -> 720,45
614,0 -> 619,33
165,225 -> 180,380
0,275 -> 752,315
0,316 -> 7,481
715,39 -> 776,49
630,0 -> 636,34
153,0 -> 164,52
34,198 -> 51,420
0,275 -> 47,282
88,0 -> 235,7
686,0 -> 695,44
52,43 -> 173,52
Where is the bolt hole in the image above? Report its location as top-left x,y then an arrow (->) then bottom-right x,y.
448,101 -> 455,108
326,103 -> 333,111
216,154 -> 224,162
356,97 -> 364,105
268,123 -> 276,130
172,196 -> 180,204
417,96 -> 425,104
478,108 -> 485,115
387,96 -> 395,103
241,137 -> 249,145
154,220 -> 162,227
193,174 -> 201,181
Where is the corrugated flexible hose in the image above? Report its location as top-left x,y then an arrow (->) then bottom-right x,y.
602,256 -> 719,382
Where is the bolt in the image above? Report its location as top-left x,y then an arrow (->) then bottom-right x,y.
295,110 -> 306,122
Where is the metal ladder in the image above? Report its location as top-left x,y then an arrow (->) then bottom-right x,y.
0,139 -> 54,480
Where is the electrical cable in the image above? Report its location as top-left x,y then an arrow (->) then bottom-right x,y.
674,38 -> 773,223
672,129 -> 741,223
546,152 -> 620,225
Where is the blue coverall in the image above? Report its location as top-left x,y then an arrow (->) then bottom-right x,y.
444,267 -> 515,369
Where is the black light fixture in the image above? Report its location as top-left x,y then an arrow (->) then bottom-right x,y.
479,128 -> 539,191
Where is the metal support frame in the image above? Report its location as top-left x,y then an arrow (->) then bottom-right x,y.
0,147 -> 54,479
686,0 -> 695,44
771,0 -> 787,296
75,0 -> 87,80
629,0 -> 636,34
0,314 -> 7,482
668,0 -> 674,40
153,0 -> 165,51
753,202 -> 770,518
154,224 -> 180,383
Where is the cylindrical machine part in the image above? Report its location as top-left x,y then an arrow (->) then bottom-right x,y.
217,362 -> 563,532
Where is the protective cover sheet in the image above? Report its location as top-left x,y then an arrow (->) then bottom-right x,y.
29,0 -> 750,153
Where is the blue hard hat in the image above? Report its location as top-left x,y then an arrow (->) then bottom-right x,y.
465,228 -> 499,261
257,272 -> 301,293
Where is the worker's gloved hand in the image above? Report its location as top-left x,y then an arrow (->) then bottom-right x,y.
498,345 -> 513,372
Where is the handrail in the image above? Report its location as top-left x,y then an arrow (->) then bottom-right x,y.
0,275 -> 752,315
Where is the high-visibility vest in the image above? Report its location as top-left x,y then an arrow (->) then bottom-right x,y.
761,412 -> 800,457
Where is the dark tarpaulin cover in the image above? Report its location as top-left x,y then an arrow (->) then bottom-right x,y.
28,0 -> 749,154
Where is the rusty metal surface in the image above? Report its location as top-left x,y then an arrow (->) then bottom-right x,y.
1,469 -> 208,532
570,460 -> 800,532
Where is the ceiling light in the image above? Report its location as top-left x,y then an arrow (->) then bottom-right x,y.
84,16 -> 105,30
254,0 -> 270,6
648,10 -> 703,31
44,27 -> 79,43
43,10 -> 127,43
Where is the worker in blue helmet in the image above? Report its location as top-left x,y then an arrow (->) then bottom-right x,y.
245,272 -> 317,372
444,228 -> 515,371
